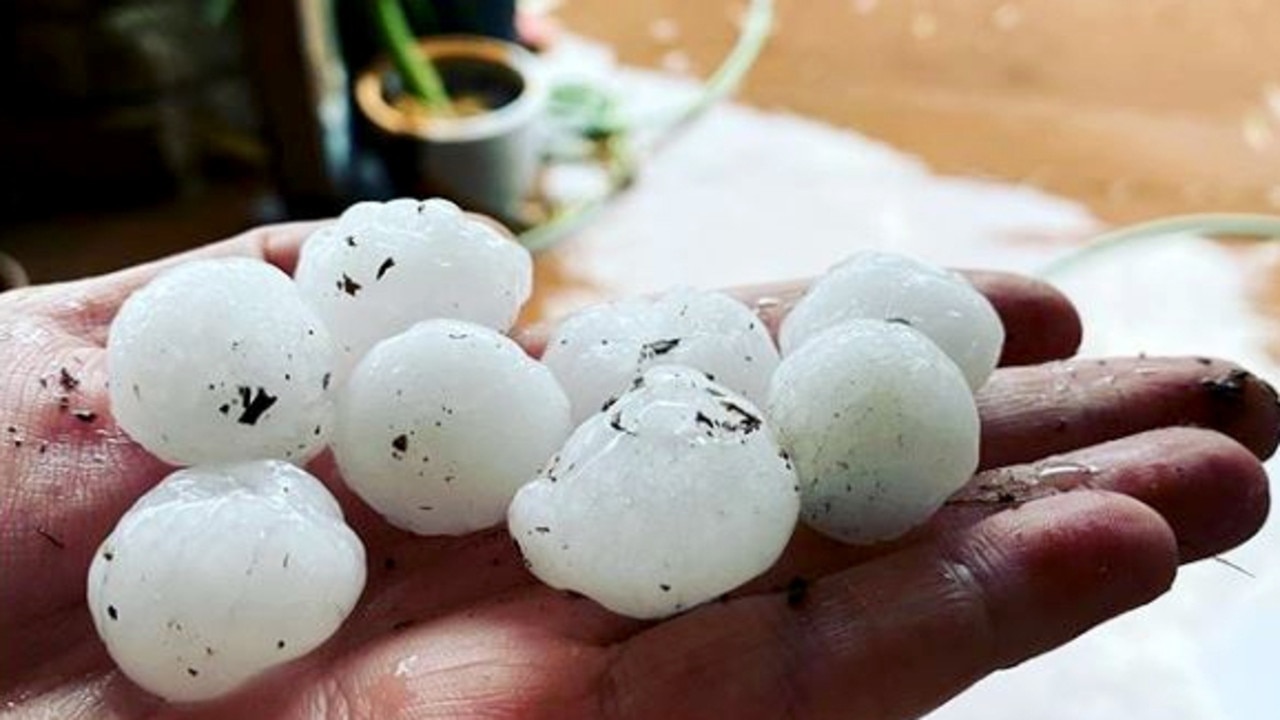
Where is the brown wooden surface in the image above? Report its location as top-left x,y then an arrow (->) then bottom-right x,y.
559,0 -> 1280,224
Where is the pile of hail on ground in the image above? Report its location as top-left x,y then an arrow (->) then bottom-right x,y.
93,197 -> 1002,701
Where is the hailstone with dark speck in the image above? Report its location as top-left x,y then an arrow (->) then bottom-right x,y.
334,319 -> 572,535
542,288 -> 780,423
769,320 -> 980,544
508,365 -> 799,619
87,461 -> 366,702
108,258 -> 337,466
293,198 -> 532,378
779,251 -> 1003,390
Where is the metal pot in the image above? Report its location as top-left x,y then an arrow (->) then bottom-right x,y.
354,36 -> 546,227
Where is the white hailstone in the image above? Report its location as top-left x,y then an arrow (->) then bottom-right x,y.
87,461 -> 366,702
541,288 -> 780,423
108,258 -> 337,466
334,319 -> 571,536
293,198 -> 533,378
769,320 -> 981,545
779,251 -> 1004,390
509,365 -> 799,619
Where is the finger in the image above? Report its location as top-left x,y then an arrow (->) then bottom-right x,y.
402,424 -> 1267,659
516,270 -> 1082,365
104,211 -> 509,292
979,356 -> 1280,468
964,271 -> 1082,366
956,427 -> 1270,562
89,220 -> 320,291
31,209 -> 518,345
601,491 -> 1176,720
354,360 -> 1274,646
735,270 -> 1081,366
743,425 -> 1269,597
29,222 -> 324,345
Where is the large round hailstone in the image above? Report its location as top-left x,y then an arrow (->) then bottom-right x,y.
779,251 -> 1004,390
293,198 -> 532,377
541,288 -> 780,423
87,461 -> 366,702
509,365 -> 799,619
769,320 -> 980,545
108,258 -> 337,466
334,319 -> 571,535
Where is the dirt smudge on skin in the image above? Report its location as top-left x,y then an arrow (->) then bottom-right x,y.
785,576 -> 809,608
35,527 -> 66,549
1201,368 -> 1251,402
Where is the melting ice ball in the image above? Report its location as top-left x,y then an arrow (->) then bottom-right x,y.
293,198 -> 532,378
509,365 -> 799,619
108,258 -> 337,466
334,320 -> 571,535
87,461 -> 366,702
542,288 -> 780,423
779,251 -> 1004,390
769,320 -> 980,544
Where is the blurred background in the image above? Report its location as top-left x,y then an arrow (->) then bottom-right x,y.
3,1 -> 1280,717
4,0 -> 1278,289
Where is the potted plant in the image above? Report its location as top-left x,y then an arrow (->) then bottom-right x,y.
240,0 -> 542,224
354,0 -> 547,227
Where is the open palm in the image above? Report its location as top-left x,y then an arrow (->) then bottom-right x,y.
1,223 -> 1275,719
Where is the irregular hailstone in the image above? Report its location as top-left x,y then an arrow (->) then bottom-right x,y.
509,365 -> 799,619
334,319 -> 571,535
87,461 -> 366,702
769,320 -> 981,544
293,198 -> 533,378
778,251 -> 1004,390
541,288 -> 780,423
108,258 -> 337,466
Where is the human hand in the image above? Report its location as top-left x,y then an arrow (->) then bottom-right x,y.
1,223 -> 1274,719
